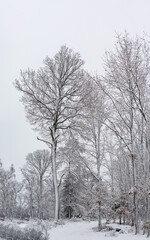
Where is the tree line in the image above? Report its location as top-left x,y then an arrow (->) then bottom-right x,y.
2,32 -> 150,234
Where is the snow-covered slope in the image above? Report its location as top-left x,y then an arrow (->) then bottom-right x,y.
50,221 -> 147,240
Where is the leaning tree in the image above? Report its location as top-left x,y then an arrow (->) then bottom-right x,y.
14,46 -> 86,222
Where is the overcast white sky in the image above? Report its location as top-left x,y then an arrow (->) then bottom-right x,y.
0,0 -> 150,180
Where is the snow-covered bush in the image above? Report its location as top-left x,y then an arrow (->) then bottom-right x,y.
105,230 -> 118,237
0,223 -> 49,240
110,230 -> 117,237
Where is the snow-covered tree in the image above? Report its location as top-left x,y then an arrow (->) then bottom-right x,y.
14,46 -> 86,221
99,32 -> 150,233
78,79 -> 109,230
21,149 -> 51,219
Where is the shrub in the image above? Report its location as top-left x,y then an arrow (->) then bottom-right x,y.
0,224 -> 48,240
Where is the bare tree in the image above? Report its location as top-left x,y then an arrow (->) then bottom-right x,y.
22,149 -> 50,219
14,46 -> 85,221
98,32 -> 150,233
0,162 -> 20,219
79,79 -> 109,231
21,169 -> 36,219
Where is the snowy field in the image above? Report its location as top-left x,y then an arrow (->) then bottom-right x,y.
50,221 -> 148,240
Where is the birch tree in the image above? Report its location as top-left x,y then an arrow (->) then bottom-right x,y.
14,46 -> 85,221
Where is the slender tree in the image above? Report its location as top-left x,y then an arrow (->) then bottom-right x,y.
79,79 -> 109,231
22,149 -> 50,219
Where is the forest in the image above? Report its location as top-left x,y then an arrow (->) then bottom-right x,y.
1,32 -> 150,238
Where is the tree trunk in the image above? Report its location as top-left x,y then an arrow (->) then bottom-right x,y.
52,132 -> 59,222
97,120 -> 102,231
39,175 -> 43,219
131,156 -> 138,234
147,197 -> 150,221
29,191 -> 34,218
98,201 -> 102,231
119,214 -> 122,225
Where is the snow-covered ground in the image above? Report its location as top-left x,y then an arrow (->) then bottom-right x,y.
0,219 -> 148,240
50,221 -> 148,240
